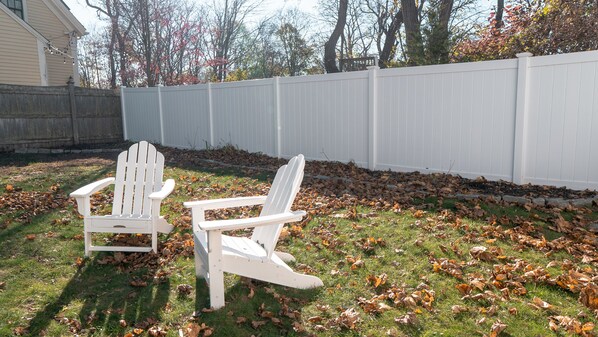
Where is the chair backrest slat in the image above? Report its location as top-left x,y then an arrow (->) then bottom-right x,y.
112,151 -> 128,215
131,142 -> 149,215
112,141 -> 164,217
251,155 -> 305,257
147,152 -> 164,214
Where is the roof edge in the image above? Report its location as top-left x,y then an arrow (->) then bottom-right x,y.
42,0 -> 86,36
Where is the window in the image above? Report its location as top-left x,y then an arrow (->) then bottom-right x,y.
1,0 -> 24,19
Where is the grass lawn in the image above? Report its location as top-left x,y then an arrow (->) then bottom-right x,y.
0,147 -> 597,337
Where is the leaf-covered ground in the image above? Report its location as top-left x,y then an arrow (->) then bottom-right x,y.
0,145 -> 597,337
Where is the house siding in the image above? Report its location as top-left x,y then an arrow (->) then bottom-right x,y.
0,10 -> 41,85
27,0 -> 74,85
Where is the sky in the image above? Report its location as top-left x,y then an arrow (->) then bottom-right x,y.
63,0 -> 321,34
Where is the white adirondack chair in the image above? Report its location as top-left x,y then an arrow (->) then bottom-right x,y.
184,154 -> 323,309
70,141 -> 175,256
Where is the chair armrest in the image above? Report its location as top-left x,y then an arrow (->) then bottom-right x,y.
70,177 -> 115,198
184,196 -> 267,211
196,210 -> 306,232
149,179 -> 175,200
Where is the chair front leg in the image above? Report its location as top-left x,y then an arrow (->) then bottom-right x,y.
207,229 -> 225,309
83,218 -> 92,257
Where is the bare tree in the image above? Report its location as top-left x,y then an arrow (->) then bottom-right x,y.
201,0 -> 261,81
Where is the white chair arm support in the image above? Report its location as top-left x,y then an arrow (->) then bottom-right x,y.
149,179 -> 176,200
70,177 -> 115,198
196,210 -> 306,232
184,196 -> 267,211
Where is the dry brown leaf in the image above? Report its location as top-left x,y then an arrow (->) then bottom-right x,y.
292,321 -> 306,332
451,305 -> 468,314
251,320 -> 266,329
455,283 -> 472,295
394,312 -> 417,325
351,259 -> 365,270
334,307 -> 361,330
469,246 -> 494,261
532,297 -> 553,310
176,284 -> 193,295
490,320 -> 507,337
579,284 -> 598,310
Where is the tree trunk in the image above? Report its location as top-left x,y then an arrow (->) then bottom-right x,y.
379,8 -> 403,68
400,0 -> 423,65
495,0 -> 504,29
433,0 -> 454,63
324,0 -> 348,73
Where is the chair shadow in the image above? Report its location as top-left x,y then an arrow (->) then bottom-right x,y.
192,275 -> 322,333
27,254 -> 170,336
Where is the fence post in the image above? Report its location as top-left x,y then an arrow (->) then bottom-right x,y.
157,85 -> 165,145
208,82 -> 214,147
67,76 -> 80,145
512,52 -> 533,185
120,86 -> 128,141
367,66 -> 379,171
273,77 -> 281,158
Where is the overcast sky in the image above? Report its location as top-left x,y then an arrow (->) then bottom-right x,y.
63,0 -> 321,33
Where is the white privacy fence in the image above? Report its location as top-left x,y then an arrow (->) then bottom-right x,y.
121,50 -> 598,191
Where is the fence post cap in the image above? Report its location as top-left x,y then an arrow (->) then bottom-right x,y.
516,52 -> 533,58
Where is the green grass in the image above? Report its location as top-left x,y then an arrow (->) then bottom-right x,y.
0,152 -> 596,336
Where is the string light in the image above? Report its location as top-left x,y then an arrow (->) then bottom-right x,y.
44,31 -> 77,60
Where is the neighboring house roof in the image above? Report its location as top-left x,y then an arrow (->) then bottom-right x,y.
41,0 -> 86,36
0,4 -> 48,43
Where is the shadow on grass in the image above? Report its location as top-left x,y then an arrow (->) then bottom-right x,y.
192,276 -> 322,336
27,256 -> 170,336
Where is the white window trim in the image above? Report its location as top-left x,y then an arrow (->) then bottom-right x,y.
21,0 -> 28,22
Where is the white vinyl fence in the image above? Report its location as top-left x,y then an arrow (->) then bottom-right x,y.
121,50 -> 598,191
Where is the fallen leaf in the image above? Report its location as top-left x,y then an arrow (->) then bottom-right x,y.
394,312 -> 417,325
176,284 -> 193,295
532,297 -> 553,310
251,320 -> 266,329
451,305 -> 468,314
490,320 -> 507,337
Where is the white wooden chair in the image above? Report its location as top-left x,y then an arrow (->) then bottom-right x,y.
70,141 -> 175,256
184,154 -> 323,309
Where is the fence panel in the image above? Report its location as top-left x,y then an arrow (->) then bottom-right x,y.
524,51 -> 598,190
376,60 -> 518,180
0,84 -> 121,150
122,87 -> 161,143
160,85 -> 210,149
210,79 -> 276,155
279,72 -> 369,166
120,50 -> 598,190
